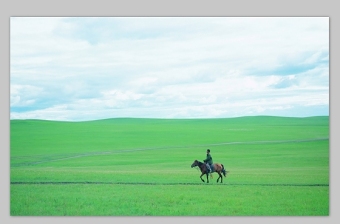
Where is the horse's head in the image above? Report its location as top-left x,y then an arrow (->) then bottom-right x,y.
191,160 -> 199,168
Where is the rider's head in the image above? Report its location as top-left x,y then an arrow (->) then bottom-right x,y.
207,149 -> 210,153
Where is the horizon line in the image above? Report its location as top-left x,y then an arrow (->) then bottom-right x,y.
9,115 -> 330,122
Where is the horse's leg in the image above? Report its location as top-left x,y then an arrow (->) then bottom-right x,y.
206,172 -> 209,183
200,173 -> 205,182
216,171 -> 221,183
216,165 -> 223,183
218,171 -> 223,183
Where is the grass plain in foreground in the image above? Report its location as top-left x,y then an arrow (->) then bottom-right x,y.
11,184 -> 328,216
10,116 -> 329,216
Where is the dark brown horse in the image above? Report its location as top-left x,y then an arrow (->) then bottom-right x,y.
191,160 -> 228,183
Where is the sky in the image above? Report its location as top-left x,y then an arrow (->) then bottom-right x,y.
10,17 -> 329,121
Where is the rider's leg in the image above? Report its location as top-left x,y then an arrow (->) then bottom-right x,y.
206,163 -> 212,173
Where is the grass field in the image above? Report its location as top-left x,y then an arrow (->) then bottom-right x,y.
10,116 -> 329,216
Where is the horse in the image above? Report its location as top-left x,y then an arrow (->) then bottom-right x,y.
191,160 -> 228,183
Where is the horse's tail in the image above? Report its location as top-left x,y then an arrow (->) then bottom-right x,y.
221,164 -> 227,177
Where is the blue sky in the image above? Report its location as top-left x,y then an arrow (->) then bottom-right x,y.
10,17 -> 329,121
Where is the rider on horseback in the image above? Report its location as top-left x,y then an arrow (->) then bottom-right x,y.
204,149 -> 213,173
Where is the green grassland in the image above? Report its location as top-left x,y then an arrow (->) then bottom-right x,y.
10,116 -> 329,216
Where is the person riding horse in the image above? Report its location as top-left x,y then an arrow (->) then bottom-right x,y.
204,149 -> 213,173
191,149 -> 228,183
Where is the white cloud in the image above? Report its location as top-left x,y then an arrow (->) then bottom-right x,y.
10,17 -> 329,121
10,84 -> 43,107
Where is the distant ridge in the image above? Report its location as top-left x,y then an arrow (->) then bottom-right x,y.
10,115 -> 329,123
